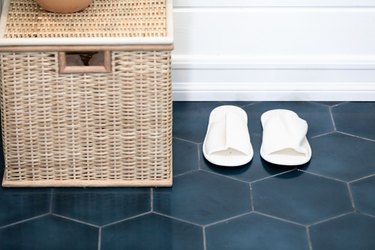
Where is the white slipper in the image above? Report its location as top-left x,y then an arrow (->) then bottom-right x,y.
203,105 -> 253,167
260,109 -> 312,166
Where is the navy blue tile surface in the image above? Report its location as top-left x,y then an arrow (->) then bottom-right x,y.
307,133 -> 375,181
0,215 -> 98,250
173,102 -> 222,143
332,102 -> 375,140
350,175 -> 375,216
52,187 -> 150,226
173,138 -> 199,176
310,213 -> 375,250
154,171 -> 251,225
0,188 -> 51,227
252,171 -> 352,224
1,101 -> 374,249
102,213 -> 203,250
206,213 -> 309,250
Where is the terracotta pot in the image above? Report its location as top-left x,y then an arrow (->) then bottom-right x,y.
35,0 -> 92,13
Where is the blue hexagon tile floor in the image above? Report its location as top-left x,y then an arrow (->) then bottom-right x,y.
1,101 -> 375,250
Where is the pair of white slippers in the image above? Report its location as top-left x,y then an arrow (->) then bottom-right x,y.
203,105 -> 312,167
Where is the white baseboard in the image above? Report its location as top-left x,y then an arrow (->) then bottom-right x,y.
171,6 -> 375,101
171,55 -> 375,101
174,0 -> 375,7
172,82 -> 375,101
172,55 -> 375,70
172,56 -> 375,101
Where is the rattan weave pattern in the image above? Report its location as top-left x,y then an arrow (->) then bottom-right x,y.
4,0 -> 167,39
0,50 -> 172,186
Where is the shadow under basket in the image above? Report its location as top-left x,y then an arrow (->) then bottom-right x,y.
0,0 -> 174,187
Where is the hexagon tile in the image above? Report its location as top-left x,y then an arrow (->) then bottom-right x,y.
173,101 -> 223,143
0,215 -> 98,250
206,213 -> 309,250
173,138 -> 199,176
307,133 -> 375,181
252,170 -> 353,224
52,187 -> 150,226
350,175 -> 375,216
102,213 -> 203,250
332,102 -> 375,140
154,171 -> 251,225
1,101 -> 375,250
310,213 -> 375,250
0,187 -> 51,227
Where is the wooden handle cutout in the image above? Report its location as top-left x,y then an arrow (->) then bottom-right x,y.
59,51 -> 112,74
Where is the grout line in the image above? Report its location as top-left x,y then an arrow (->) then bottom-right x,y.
329,106 -> 337,131
250,168 -> 297,184
336,131 -> 375,143
308,101 -> 343,111
0,214 -> 49,229
306,226 -> 314,250
102,211 -> 151,228
249,183 -> 255,211
152,211 -> 204,227
200,169 -> 250,184
97,227 -> 102,250
297,169 -> 347,183
173,136 -> 200,145
308,211 -> 352,227
173,169 -> 200,179
205,211 -> 253,228
51,214 -> 99,228
150,188 -> 154,212
49,188 -> 54,213
240,102 -> 259,108
358,211 -> 375,219
202,226 -> 207,250
197,143 -> 202,170
253,211 -> 306,227
346,182 -> 357,211
332,101 -> 350,108
310,131 -> 335,139
349,173 -> 375,184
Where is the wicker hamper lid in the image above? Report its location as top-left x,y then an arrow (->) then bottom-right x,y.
0,0 -> 173,46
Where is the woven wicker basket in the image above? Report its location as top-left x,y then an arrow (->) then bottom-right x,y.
0,0 -> 173,187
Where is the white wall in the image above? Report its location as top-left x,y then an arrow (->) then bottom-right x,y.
172,0 -> 375,100
0,0 -> 373,101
